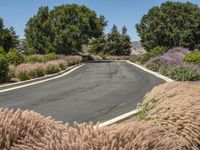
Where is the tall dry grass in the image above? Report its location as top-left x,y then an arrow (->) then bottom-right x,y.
59,55 -> 83,66
0,82 -> 199,149
142,81 -> 200,149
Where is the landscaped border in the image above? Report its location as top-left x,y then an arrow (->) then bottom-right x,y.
126,60 -> 174,82
0,64 -> 84,93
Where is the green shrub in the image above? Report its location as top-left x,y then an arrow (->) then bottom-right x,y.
17,72 -> 30,81
0,47 -> 5,55
0,54 -> 9,82
140,52 -> 152,64
6,48 -> 25,65
184,51 -> 200,64
129,55 -> 141,63
26,55 -> 43,63
140,46 -> 166,65
98,52 -> 107,60
150,46 -> 166,57
169,66 -> 200,81
44,53 -> 59,62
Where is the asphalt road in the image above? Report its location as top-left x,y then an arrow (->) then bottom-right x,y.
0,61 -> 164,123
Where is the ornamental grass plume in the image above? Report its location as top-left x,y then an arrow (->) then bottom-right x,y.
106,55 -> 130,60
15,63 -> 45,80
8,65 -> 16,78
142,81 -> 200,149
0,82 -> 199,149
0,108 -> 189,150
44,59 -> 67,74
63,55 -> 83,66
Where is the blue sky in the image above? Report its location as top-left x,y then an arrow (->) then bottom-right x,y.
0,0 -> 200,41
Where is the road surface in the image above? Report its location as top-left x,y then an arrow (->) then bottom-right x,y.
0,61 -> 164,123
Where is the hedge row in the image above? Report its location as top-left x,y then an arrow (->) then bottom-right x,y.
13,56 -> 82,81
15,60 -> 66,81
0,49 -> 82,82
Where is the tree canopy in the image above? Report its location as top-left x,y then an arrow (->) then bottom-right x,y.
25,4 -> 107,54
0,18 -> 19,52
136,1 -> 200,50
90,25 -> 131,56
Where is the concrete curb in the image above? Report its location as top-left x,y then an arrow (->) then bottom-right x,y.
126,60 -> 174,82
0,64 -> 84,93
97,109 -> 140,128
98,60 -> 173,127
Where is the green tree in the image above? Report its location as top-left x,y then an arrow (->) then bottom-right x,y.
106,25 -> 131,55
136,1 -> 200,50
25,4 -> 107,55
120,26 -> 132,55
0,18 -> 19,52
89,35 -> 106,54
89,25 -> 131,56
25,6 -> 52,54
122,26 -> 128,35
106,25 -> 122,55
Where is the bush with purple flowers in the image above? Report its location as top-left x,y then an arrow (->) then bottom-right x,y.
146,47 -> 200,81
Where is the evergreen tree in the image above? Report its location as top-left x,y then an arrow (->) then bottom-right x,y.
90,25 -> 131,56
121,26 -> 131,55
136,1 -> 200,50
0,18 -> 19,52
122,26 -> 127,35
25,4 -> 107,54
106,24 -> 122,55
25,6 -> 52,54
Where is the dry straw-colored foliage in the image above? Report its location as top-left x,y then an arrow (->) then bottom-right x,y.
0,81 -> 199,149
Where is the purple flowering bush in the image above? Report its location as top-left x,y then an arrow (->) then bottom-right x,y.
146,47 -> 200,81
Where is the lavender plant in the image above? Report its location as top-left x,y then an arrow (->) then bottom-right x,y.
146,47 -> 200,81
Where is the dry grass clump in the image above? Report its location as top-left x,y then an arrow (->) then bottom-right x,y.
60,55 -> 83,66
44,60 -> 67,74
0,82 -> 199,149
14,60 -> 67,80
8,64 -> 16,78
15,63 -> 45,80
141,81 -> 200,149
0,108 -> 188,150
106,55 -> 130,60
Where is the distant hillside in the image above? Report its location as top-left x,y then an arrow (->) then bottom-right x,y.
132,41 -> 143,49
131,41 -> 146,54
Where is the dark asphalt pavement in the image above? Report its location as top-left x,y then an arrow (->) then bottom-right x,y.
0,61 -> 164,123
